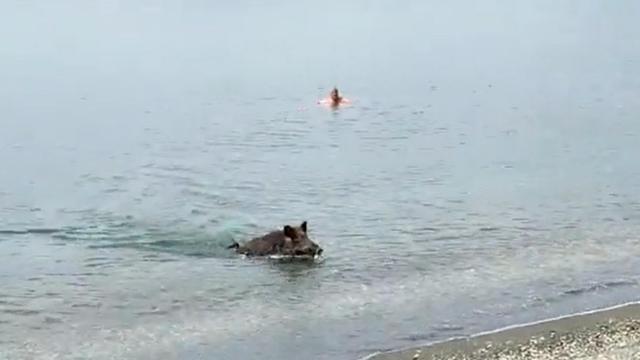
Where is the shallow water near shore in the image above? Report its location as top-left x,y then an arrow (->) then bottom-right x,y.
2,1 -> 640,359
369,302 -> 640,360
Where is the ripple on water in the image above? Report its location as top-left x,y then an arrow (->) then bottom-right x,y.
136,308 -> 170,316
70,302 -> 102,309
1,308 -> 40,316
562,280 -> 638,297
44,316 -> 63,324
0,299 -> 21,306
0,228 -> 61,235
400,333 -> 439,342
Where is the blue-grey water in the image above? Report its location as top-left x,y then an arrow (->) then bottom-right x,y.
2,1 -> 640,359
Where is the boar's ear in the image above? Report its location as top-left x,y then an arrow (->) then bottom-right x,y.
283,225 -> 296,239
300,221 -> 308,233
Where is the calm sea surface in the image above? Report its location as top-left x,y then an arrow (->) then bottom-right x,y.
2,1 -> 640,359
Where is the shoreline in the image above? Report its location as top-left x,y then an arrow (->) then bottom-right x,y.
365,301 -> 640,360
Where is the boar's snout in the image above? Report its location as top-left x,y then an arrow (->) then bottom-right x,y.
293,245 -> 323,257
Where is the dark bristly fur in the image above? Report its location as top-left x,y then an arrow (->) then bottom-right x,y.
230,221 -> 323,258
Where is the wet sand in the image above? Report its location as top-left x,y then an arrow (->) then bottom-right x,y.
366,302 -> 640,360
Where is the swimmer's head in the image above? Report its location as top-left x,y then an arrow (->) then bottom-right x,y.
330,87 -> 340,102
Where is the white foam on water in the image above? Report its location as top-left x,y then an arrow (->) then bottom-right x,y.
266,253 -> 324,261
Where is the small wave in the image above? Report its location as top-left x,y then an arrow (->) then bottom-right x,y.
479,227 -> 499,232
1,308 -> 40,316
136,309 -> 170,316
400,332 -> 438,342
0,300 -> 20,306
562,280 -> 638,297
432,324 -> 465,332
70,303 -> 101,309
432,235 -> 463,242
0,228 -> 61,235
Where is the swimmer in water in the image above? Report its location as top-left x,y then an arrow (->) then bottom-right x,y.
330,87 -> 342,105
319,87 -> 351,107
